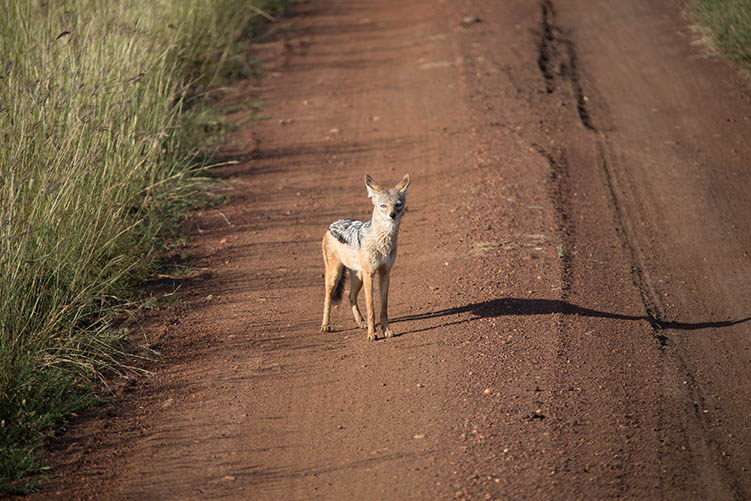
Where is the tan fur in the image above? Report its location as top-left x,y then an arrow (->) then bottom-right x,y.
320,174 -> 410,340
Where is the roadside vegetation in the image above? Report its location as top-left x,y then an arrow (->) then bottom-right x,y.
0,0 -> 285,493
694,0 -> 751,66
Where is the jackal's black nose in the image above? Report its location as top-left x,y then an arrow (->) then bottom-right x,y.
389,212 -> 396,219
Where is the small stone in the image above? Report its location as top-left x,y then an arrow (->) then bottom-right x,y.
413,433 -> 426,439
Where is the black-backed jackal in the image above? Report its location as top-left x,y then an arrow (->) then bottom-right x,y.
320,174 -> 411,340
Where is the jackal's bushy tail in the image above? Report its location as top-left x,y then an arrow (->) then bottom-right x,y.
332,268 -> 347,304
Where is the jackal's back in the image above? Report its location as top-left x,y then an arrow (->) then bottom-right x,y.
328,218 -> 371,249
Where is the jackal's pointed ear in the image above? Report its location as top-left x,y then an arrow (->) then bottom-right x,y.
365,174 -> 381,199
394,174 -> 410,195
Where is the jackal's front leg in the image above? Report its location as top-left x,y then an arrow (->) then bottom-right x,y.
363,271 -> 376,341
378,269 -> 393,337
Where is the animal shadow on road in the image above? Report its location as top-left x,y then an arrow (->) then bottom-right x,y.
393,298 -> 751,336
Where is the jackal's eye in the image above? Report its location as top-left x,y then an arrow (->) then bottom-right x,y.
395,202 -> 403,208
379,203 -> 387,209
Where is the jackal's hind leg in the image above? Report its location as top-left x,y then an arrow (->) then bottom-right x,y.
320,236 -> 343,333
349,272 -> 366,329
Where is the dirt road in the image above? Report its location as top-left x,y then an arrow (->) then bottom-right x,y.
38,0 -> 751,498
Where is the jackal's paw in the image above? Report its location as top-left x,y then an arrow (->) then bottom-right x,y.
367,331 -> 377,341
320,325 -> 331,333
383,328 -> 395,338
356,320 -> 367,329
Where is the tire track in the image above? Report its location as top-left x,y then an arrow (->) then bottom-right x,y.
536,0 -> 666,346
535,1 -> 746,496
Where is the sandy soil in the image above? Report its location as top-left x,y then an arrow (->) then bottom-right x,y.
33,0 -> 751,498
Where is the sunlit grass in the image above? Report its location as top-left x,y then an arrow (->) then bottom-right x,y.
0,0 -> 284,492
694,0 -> 751,66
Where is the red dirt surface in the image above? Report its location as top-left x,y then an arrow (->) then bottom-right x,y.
33,0 -> 751,498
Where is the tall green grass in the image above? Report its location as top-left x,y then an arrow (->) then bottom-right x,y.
694,0 -> 751,65
0,0 -> 284,492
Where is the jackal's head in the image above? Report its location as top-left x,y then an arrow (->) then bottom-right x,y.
365,174 -> 410,226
